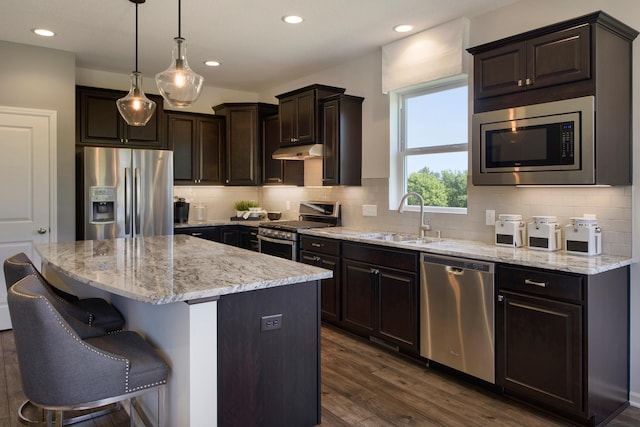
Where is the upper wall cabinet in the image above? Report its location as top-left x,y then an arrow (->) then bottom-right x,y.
167,112 -> 225,186
76,86 -> 166,149
213,103 -> 278,186
262,114 -> 304,186
320,94 -> 364,186
467,11 -> 639,113
276,84 -> 345,145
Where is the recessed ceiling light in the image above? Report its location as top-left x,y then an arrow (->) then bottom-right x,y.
282,15 -> 303,24
32,28 -> 55,37
204,60 -> 220,67
394,24 -> 413,33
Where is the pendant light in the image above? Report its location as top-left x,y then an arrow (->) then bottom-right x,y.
155,0 -> 204,108
117,0 -> 156,126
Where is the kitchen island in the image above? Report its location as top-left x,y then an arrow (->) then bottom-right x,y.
36,234 -> 332,427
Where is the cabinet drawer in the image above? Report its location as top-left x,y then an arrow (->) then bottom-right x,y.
300,236 -> 340,256
498,264 -> 583,303
342,242 -> 417,272
174,226 -> 220,242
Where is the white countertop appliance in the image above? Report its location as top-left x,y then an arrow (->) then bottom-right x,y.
495,214 -> 525,247
565,217 -> 601,256
528,216 -> 562,251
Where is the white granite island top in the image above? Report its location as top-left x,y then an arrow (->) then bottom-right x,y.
299,227 -> 635,275
36,234 -> 332,304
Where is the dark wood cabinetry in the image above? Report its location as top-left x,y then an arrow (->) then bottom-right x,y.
496,264 -> 629,425
173,226 -> 220,242
76,86 -> 166,149
468,11 -> 638,113
262,115 -> 304,185
320,94 -> 364,186
213,103 -> 278,186
239,226 -> 259,251
217,280 -> 320,427
341,242 -> 418,353
168,113 -> 224,185
299,236 -> 341,324
276,84 -> 345,145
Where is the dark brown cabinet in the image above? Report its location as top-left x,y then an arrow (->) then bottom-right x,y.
496,264 -> 629,425
468,11 -> 638,113
262,115 -> 304,185
76,86 -> 166,149
320,94 -> 364,186
213,103 -> 278,186
167,113 -> 224,185
173,226 -> 220,242
341,242 -> 418,354
240,226 -> 259,252
299,236 -> 341,324
276,84 -> 345,145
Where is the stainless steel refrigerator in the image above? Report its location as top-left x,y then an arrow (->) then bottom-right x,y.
78,146 -> 173,240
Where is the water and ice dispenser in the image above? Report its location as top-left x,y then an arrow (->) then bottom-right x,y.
89,186 -> 116,224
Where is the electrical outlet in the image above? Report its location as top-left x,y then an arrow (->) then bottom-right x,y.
261,314 -> 283,332
362,204 -> 377,217
485,209 -> 496,226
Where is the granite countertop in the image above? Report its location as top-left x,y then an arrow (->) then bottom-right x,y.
36,235 -> 332,304
299,227 -> 635,275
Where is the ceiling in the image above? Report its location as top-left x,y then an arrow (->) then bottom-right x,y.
0,0 -> 518,93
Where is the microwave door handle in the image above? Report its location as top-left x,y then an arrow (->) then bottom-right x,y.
124,167 -> 131,235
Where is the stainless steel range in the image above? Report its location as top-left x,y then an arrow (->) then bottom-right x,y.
258,201 -> 340,261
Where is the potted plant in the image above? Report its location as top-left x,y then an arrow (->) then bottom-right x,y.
234,200 -> 260,217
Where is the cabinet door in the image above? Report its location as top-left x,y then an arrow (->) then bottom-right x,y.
377,268 -> 418,352
527,24 -> 591,91
321,99 -> 339,185
279,97 -> 296,144
225,107 -> 260,185
497,291 -> 583,416
300,250 -> 341,324
341,259 -> 376,335
473,42 -> 527,99
220,225 -> 241,247
199,116 -> 225,185
77,86 -> 165,148
295,91 -> 315,144
168,114 -> 198,184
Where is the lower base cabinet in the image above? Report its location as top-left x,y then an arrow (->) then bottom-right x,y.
497,264 -> 629,426
217,280 -> 320,427
341,242 -> 418,354
173,226 -> 220,241
299,236 -> 341,324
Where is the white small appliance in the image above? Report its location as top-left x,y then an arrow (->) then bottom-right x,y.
565,217 -> 601,256
495,214 -> 526,247
528,216 -> 562,251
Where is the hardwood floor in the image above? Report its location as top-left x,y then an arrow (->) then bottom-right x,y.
0,325 -> 638,426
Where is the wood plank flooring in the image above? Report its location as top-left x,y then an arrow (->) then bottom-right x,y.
0,325 -> 638,426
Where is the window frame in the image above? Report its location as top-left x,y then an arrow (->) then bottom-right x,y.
390,76 -> 469,214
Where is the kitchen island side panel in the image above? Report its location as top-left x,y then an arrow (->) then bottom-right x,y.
217,280 -> 321,427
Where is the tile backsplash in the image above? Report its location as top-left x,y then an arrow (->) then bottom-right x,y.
175,178 -> 632,257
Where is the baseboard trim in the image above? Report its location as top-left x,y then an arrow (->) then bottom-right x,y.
629,391 -> 640,408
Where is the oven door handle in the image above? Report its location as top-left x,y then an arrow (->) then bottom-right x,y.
257,235 -> 296,246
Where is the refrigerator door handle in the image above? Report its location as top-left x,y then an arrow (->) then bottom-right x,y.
124,167 -> 132,235
134,167 -> 141,236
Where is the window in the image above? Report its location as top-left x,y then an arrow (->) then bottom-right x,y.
393,77 -> 468,212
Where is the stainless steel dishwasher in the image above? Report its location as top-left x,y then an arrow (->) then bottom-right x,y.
420,253 -> 495,383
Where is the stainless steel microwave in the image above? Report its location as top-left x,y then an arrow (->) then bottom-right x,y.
472,96 -> 595,185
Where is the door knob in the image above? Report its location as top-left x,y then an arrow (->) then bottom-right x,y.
37,227 -> 47,234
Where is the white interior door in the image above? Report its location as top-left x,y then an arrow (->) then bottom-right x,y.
0,106 -> 56,330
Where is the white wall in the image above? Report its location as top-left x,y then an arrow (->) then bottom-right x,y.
0,41 -> 76,242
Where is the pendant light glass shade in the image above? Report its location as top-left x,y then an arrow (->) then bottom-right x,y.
117,72 -> 156,126
117,0 -> 155,127
155,37 -> 204,107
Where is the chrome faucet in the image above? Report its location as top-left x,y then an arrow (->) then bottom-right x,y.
397,192 -> 431,238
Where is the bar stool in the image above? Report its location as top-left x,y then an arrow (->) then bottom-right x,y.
8,275 -> 168,427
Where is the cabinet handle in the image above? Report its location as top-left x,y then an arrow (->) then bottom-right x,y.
517,79 -> 524,87
524,279 -> 547,288
302,255 -> 321,263
498,295 -> 504,302
525,78 -> 532,86
311,242 -> 323,248
191,232 -> 203,236
370,268 -> 380,275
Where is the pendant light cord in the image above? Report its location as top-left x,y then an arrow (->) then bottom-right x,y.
134,2 -> 139,72
178,0 -> 182,38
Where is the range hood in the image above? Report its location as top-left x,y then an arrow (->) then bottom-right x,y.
271,144 -> 323,160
